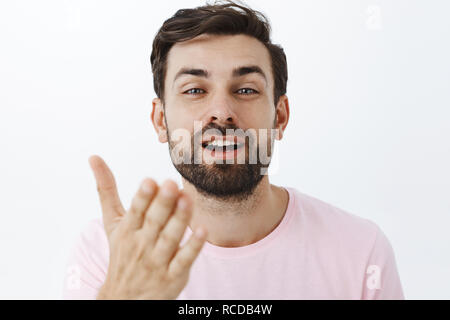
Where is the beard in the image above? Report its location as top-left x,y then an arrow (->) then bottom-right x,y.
167,122 -> 274,201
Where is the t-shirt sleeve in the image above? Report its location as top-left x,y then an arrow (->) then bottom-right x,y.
62,219 -> 109,300
361,224 -> 405,299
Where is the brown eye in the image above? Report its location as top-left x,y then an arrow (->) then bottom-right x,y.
184,88 -> 205,95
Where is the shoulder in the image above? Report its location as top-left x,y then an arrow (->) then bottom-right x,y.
283,187 -> 404,298
285,187 -> 381,252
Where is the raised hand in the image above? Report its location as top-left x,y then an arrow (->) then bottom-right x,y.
88,155 -> 207,299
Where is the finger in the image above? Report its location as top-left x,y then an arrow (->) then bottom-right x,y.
125,178 -> 158,230
88,155 -> 125,234
149,193 -> 192,267
141,180 -> 179,244
168,227 -> 207,278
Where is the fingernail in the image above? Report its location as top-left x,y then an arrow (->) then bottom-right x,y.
161,181 -> 176,197
142,181 -> 152,194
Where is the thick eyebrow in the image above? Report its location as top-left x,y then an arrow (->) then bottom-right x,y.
232,65 -> 267,83
173,65 -> 267,86
173,68 -> 209,83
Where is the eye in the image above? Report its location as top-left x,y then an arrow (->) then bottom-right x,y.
236,88 -> 258,95
184,88 -> 205,95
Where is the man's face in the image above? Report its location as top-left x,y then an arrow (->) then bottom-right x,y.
153,34 -> 285,200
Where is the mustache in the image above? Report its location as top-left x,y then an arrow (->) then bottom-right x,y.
194,122 -> 241,139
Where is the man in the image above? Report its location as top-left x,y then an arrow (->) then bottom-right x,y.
63,1 -> 404,299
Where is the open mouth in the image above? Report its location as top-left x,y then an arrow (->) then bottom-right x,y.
200,136 -> 246,160
202,139 -> 245,151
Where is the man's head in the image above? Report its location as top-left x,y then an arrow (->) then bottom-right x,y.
150,0 -> 289,201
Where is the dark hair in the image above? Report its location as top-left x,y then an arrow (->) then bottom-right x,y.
150,0 -> 288,106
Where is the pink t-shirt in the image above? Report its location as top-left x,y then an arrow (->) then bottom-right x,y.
62,187 -> 405,299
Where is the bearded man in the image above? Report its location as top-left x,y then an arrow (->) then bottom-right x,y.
63,1 -> 404,300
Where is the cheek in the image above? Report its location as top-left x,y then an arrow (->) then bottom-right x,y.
255,128 -> 273,145
165,106 -> 197,132
243,108 -> 275,130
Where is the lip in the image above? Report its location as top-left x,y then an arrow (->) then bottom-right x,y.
200,135 -> 246,161
202,144 -> 244,160
201,135 -> 245,146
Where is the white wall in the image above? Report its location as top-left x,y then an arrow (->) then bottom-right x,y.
0,0 -> 448,299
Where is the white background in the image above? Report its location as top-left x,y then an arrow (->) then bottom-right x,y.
0,0 -> 449,299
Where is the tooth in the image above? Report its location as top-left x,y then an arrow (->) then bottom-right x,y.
207,139 -> 239,148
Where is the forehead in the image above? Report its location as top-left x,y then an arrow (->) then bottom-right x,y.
165,34 -> 272,82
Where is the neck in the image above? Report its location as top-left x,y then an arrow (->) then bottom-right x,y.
181,175 -> 289,247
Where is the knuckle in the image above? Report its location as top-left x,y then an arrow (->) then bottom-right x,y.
159,230 -> 179,245
176,254 -> 192,269
111,202 -> 123,213
147,253 -> 164,269
188,240 -> 202,254
155,196 -> 177,211
97,187 -> 107,201
137,189 -> 151,203
97,184 -> 115,201
102,183 -> 115,193
145,215 -> 165,232
176,209 -> 190,223
132,238 -> 148,260
130,197 -> 144,214
129,198 -> 140,212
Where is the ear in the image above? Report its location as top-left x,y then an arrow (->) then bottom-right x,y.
151,97 -> 168,143
274,95 -> 290,141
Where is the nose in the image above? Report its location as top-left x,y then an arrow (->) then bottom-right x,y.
206,93 -> 237,126
210,114 -> 233,123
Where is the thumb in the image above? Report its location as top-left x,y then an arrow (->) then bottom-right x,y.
88,155 -> 125,237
